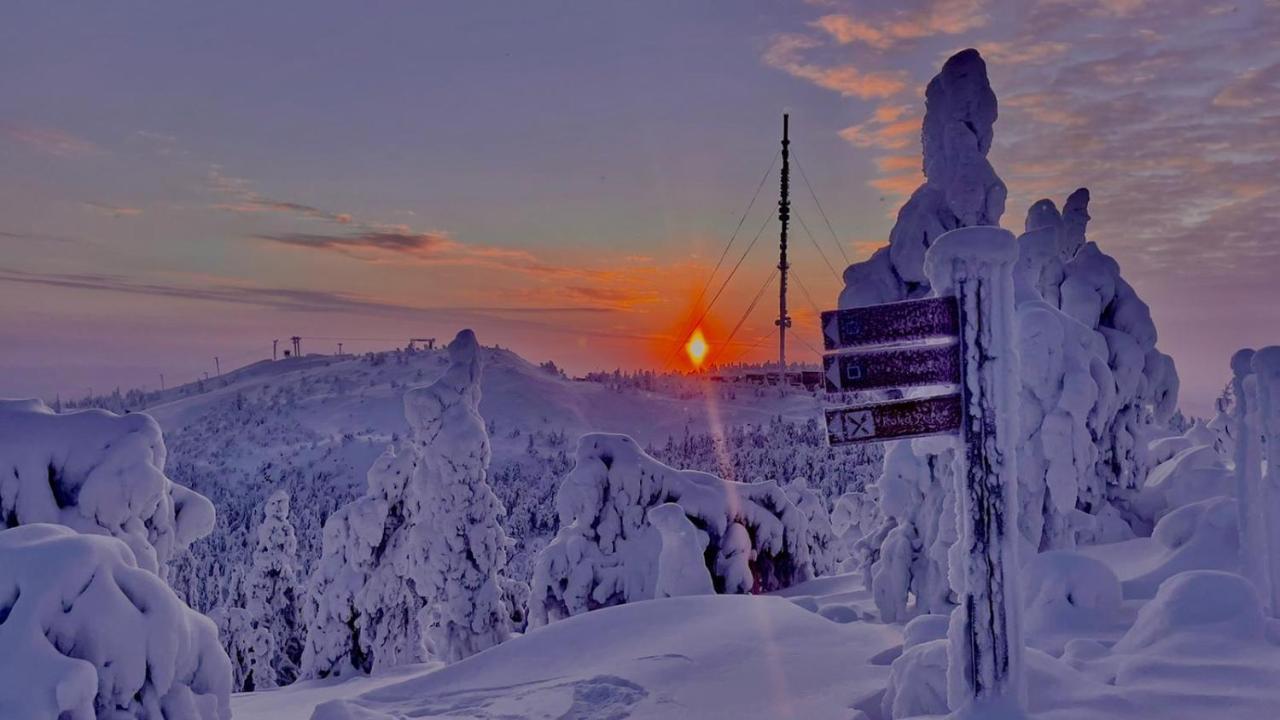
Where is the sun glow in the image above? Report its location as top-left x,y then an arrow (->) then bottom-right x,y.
684,327 -> 709,369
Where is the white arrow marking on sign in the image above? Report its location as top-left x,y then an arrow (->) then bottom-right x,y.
826,359 -> 841,390
824,313 -> 840,347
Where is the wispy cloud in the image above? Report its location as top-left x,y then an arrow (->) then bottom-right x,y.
0,266 -> 620,317
495,283 -> 662,311
207,168 -> 353,224
774,0 -> 1280,284
254,230 -> 449,256
205,165 -> 636,294
812,0 -> 990,50
1,124 -> 99,157
0,230 -> 80,244
838,104 -> 920,151
763,34 -> 908,99
83,202 -> 144,218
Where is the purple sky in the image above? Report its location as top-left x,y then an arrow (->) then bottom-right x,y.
2,0 -> 1277,416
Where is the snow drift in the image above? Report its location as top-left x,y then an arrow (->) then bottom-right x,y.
0,398 -> 215,578
0,523 -> 231,720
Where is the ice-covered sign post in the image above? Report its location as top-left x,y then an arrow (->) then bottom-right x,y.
1231,349 -> 1270,614
1232,346 -> 1280,619
1253,347 -> 1280,617
821,226 -> 1026,718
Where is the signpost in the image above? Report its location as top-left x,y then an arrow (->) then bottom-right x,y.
823,342 -> 961,394
821,295 -> 963,446
820,227 -> 1026,717
825,394 -> 962,445
822,295 -> 958,351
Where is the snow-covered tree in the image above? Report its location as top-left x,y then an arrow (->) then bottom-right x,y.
0,523 -> 231,720
530,433 -> 813,626
301,434 -> 426,677
217,489 -> 302,690
784,477 -> 839,577
244,490 -> 302,686
302,329 -> 521,676
0,398 -> 215,579
842,48 -> 1180,619
868,439 -> 959,623
406,329 -> 517,663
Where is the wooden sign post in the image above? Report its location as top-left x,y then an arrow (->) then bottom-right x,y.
820,226 -> 1026,718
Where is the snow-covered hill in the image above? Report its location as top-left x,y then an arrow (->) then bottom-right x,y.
126,344 -> 875,620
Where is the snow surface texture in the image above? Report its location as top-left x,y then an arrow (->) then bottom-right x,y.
0,523 -> 231,720
0,398 -> 214,578
844,48 -> 1180,621
529,433 -> 814,626
303,594 -> 901,720
302,330 -> 521,676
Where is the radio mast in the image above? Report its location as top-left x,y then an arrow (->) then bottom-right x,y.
775,113 -> 792,369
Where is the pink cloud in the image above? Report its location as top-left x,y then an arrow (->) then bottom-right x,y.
763,34 -> 909,99
812,0 -> 990,49
2,125 -> 98,156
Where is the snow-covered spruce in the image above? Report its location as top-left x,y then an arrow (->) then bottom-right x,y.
843,48 -> 1179,619
301,443 -> 422,677
529,433 -> 813,626
783,477 -> 839,578
0,523 -> 231,720
301,330 -> 521,675
406,329 -> 517,663
216,490 -> 302,690
838,48 -> 1006,309
0,398 -> 215,579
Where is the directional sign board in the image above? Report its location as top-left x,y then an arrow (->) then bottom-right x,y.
823,342 -> 961,394
825,393 -> 963,446
820,293 -> 963,446
822,296 -> 959,351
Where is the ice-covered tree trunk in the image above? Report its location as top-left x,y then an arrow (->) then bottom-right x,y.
407,329 -> 516,663
1253,347 -> 1280,616
1231,349 -> 1271,614
924,227 -> 1026,716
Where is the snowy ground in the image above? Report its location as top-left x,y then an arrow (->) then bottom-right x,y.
235,590 -> 898,720
232,533 -> 1280,720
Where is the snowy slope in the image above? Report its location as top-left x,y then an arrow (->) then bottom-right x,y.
129,345 -> 871,617
232,561 -> 1280,720
145,347 -> 823,463
238,591 -> 900,720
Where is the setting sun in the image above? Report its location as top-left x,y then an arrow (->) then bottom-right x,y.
684,327 -> 709,369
